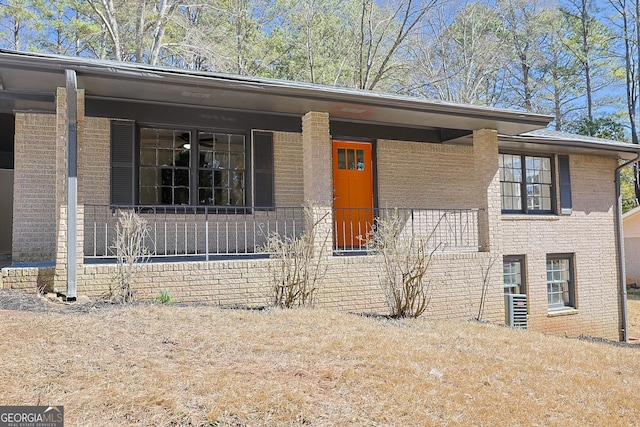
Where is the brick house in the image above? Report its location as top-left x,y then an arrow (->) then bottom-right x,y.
0,50 -> 638,341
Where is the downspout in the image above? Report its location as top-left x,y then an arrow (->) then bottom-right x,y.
65,69 -> 78,300
616,152 -> 640,342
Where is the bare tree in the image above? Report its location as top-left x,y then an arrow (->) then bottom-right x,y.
410,1 -> 508,105
274,0 -> 354,85
561,0 -> 613,121
609,0 -> 640,201
352,0 -> 435,91
498,0 -> 553,112
164,0 -> 280,74
609,0 -> 639,145
537,9 -> 584,130
87,0 -> 123,60
87,0 -> 181,63
162,1 -> 228,70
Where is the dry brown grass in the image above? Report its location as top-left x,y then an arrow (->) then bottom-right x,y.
627,298 -> 640,341
1,301 -> 640,426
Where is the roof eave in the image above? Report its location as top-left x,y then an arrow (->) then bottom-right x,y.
499,135 -> 640,160
0,49 -> 551,135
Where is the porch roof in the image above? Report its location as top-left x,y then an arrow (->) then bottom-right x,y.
500,129 -> 640,160
0,49 -> 551,137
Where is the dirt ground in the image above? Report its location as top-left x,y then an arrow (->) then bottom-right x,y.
0,288 -> 124,313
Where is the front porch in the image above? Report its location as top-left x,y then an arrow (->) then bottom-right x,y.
2,74 -> 506,322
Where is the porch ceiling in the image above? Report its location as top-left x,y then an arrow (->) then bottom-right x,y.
0,49 -> 551,137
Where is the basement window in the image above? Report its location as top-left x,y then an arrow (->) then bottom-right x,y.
547,254 -> 576,311
503,255 -> 526,295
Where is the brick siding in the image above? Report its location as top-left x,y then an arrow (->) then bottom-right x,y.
502,155 -> 621,340
12,113 -> 57,262
377,139 -> 475,209
274,131 -> 304,207
82,117 -> 111,205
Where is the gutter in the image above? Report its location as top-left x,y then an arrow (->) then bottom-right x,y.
615,152 -> 640,342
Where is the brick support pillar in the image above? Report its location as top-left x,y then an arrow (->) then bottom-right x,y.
54,87 -> 85,292
302,112 -> 333,204
473,129 -> 501,253
302,112 -> 333,257
473,128 -> 504,323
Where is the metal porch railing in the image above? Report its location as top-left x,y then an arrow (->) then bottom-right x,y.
333,207 -> 480,253
84,205 -> 306,260
84,205 -> 479,261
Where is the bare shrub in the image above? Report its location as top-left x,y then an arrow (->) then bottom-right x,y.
264,205 -> 330,308
110,210 -> 152,303
367,210 -> 441,318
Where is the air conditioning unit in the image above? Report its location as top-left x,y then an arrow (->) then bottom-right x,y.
505,293 -> 527,328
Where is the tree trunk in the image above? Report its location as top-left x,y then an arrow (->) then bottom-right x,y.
88,0 -> 122,61
521,56 -> 532,111
150,0 -> 172,65
135,0 -> 146,62
581,0 -> 593,120
13,18 -> 20,51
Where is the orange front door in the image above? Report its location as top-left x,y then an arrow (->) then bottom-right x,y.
333,141 -> 374,248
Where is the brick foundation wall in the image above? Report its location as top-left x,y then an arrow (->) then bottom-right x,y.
2,266 -> 55,293
2,251 -> 493,320
502,155 -> 620,340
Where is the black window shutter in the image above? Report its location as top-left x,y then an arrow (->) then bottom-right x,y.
110,120 -> 136,205
253,131 -> 274,207
558,155 -> 572,214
